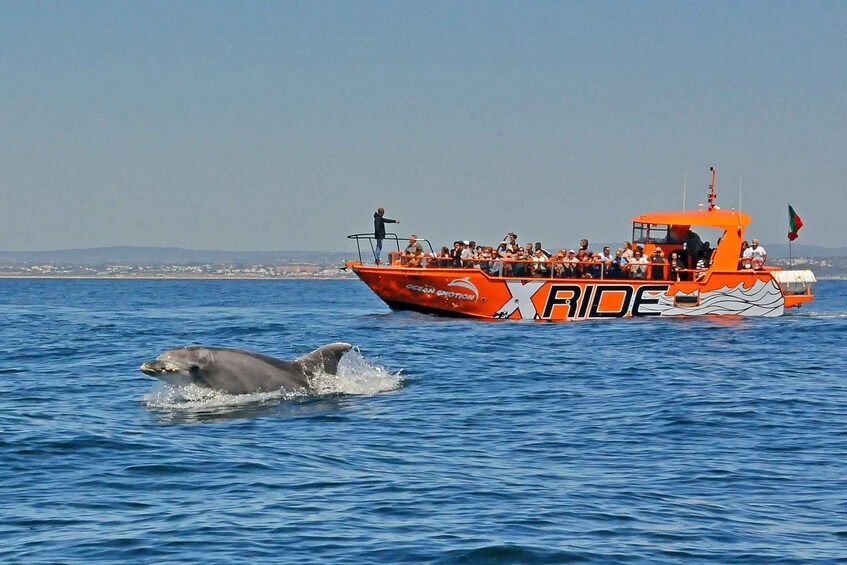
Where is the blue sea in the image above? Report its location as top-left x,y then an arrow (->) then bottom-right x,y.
1,278 -> 846,563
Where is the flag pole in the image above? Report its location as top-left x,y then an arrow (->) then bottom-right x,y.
789,238 -> 793,267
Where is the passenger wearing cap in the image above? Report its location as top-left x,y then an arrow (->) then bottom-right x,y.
501,233 -> 518,249
563,249 -> 580,278
650,247 -> 666,280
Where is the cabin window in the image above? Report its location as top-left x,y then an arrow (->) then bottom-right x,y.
632,223 -> 670,244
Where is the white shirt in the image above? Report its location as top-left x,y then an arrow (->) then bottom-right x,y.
741,247 -> 753,269
751,245 -> 767,269
630,256 -> 648,278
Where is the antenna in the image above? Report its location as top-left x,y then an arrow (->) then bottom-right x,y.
707,167 -> 717,210
682,173 -> 687,211
738,174 -> 742,212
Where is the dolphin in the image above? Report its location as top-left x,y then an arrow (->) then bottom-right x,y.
140,343 -> 353,394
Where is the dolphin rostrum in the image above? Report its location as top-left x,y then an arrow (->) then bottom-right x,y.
140,343 -> 353,394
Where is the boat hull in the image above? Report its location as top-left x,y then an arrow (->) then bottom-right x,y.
348,263 -> 813,320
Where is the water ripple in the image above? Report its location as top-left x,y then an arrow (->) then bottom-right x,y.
0,279 -> 845,562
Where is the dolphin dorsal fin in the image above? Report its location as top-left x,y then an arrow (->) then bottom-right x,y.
295,342 -> 353,376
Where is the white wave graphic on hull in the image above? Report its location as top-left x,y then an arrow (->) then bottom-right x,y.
447,277 -> 479,300
639,279 -> 785,317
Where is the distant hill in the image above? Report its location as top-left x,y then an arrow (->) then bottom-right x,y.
0,246 -> 351,266
761,244 -> 847,259
591,242 -> 847,259
0,243 -> 844,267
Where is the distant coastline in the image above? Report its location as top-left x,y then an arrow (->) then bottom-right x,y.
2,274 -> 844,281
1,245 -> 846,279
0,275 -> 355,280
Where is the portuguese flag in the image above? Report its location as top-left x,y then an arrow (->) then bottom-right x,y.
788,205 -> 804,241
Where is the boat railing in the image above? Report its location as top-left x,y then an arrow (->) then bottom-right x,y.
347,233 -> 435,265
377,254 -> 721,282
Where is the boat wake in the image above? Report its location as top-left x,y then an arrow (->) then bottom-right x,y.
141,349 -> 403,420
787,310 -> 847,319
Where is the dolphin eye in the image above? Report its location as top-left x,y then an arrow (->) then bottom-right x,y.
189,365 -> 201,374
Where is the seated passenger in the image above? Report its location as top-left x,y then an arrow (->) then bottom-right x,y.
694,249 -> 709,280
534,242 -> 551,258
406,246 -> 425,268
739,240 -> 752,269
629,249 -> 648,279
513,246 -> 529,277
696,249 -> 709,270
462,241 -> 477,268
607,249 -> 627,279
583,253 -> 602,279
621,241 -> 634,261
402,234 -> 424,265
478,246 -> 492,272
532,249 -> 550,277
668,251 -> 685,281
561,250 -> 579,278
436,246 -> 451,267
597,246 -> 614,278
493,241 -> 514,276
405,234 -> 423,255
450,241 -> 464,267
551,251 -> 566,278
650,248 -> 666,280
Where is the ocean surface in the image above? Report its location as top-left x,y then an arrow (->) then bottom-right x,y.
1,278 -> 845,563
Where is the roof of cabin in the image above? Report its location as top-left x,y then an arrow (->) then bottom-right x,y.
631,208 -> 750,229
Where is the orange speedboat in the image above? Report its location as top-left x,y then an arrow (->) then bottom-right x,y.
346,170 -> 815,320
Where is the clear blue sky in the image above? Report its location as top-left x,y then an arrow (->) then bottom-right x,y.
2,1 -> 844,251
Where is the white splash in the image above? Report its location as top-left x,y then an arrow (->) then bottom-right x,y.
311,348 -> 403,396
142,382 -> 303,411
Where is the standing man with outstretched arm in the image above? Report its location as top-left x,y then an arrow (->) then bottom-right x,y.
373,207 -> 399,265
